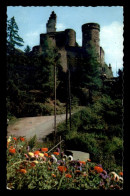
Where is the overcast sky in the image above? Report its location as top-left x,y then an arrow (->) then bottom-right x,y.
7,6 -> 124,76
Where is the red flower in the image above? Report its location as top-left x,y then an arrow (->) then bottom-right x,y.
7,142 -> 9,148
65,173 -> 72,178
53,152 -> 59,156
34,151 -> 40,155
10,146 -> 14,149
87,159 -> 91,162
30,162 -> 36,167
24,154 -> 29,159
119,172 -> 123,176
44,153 -> 48,157
20,137 -> 25,141
9,148 -> 16,154
94,166 -> 103,173
41,148 -> 48,152
58,166 -> 67,173
13,137 -> 17,141
52,173 -> 56,178
19,169 -> 27,174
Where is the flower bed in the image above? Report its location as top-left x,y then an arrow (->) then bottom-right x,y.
7,136 -> 123,190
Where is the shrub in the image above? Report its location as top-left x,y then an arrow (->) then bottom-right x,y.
103,137 -> 123,166
22,102 -> 54,117
28,135 -> 37,150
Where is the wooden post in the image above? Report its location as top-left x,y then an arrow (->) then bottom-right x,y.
68,68 -> 71,130
59,135 -> 61,152
54,62 -> 57,143
66,71 -> 68,127
66,55 -> 71,130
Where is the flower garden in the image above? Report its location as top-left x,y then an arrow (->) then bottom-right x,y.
7,136 -> 123,190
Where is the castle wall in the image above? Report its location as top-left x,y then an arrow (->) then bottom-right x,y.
65,29 -> 76,47
66,47 -> 81,72
100,47 -> 105,64
58,49 -> 67,72
55,32 -> 66,48
32,45 -> 42,53
40,33 -> 56,49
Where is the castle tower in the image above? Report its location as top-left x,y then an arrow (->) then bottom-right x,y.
82,23 -> 100,57
65,29 -> 76,47
46,11 -> 57,33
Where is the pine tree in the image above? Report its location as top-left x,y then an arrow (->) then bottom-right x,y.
24,45 -> 31,54
84,47 -> 103,103
74,43 -> 103,104
7,16 -> 24,54
40,38 -> 61,99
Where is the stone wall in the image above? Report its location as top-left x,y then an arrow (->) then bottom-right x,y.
58,49 -> 67,72
100,47 -> 105,65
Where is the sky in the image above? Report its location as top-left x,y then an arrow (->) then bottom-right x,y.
7,6 -> 124,77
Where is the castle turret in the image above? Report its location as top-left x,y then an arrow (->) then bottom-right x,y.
46,11 -> 57,33
65,29 -> 76,47
82,23 -> 100,57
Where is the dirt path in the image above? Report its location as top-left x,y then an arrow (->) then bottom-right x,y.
7,114 -> 66,142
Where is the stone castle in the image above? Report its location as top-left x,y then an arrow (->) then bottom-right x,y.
32,11 -> 113,78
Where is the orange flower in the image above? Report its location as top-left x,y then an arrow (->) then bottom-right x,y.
10,146 -> 14,149
53,152 -> 59,156
79,161 -> 86,165
30,162 -> 36,167
7,142 -> 9,148
65,173 -> 72,178
34,151 -> 40,155
119,172 -> 123,176
94,166 -> 103,173
19,169 -> 27,174
20,137 -> 25,141
9,148 -> 16,154
52,173 -> 56,178
58,166 -> 67,173
75,170 -> 82,174
87,159 -> 91,162
13,137 -> 17,141
41,148 -> 48,152
44,153 -> 48,157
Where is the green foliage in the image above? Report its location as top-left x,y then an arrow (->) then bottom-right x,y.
70,44 -> 103,104
7,40 -> 65,117
24,45 -> 31,54
28,135 -> 37,150
7,16 -> 24,53
57,93 -> 123,171
22,102 -> 54,117
104,137 -> 123,166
